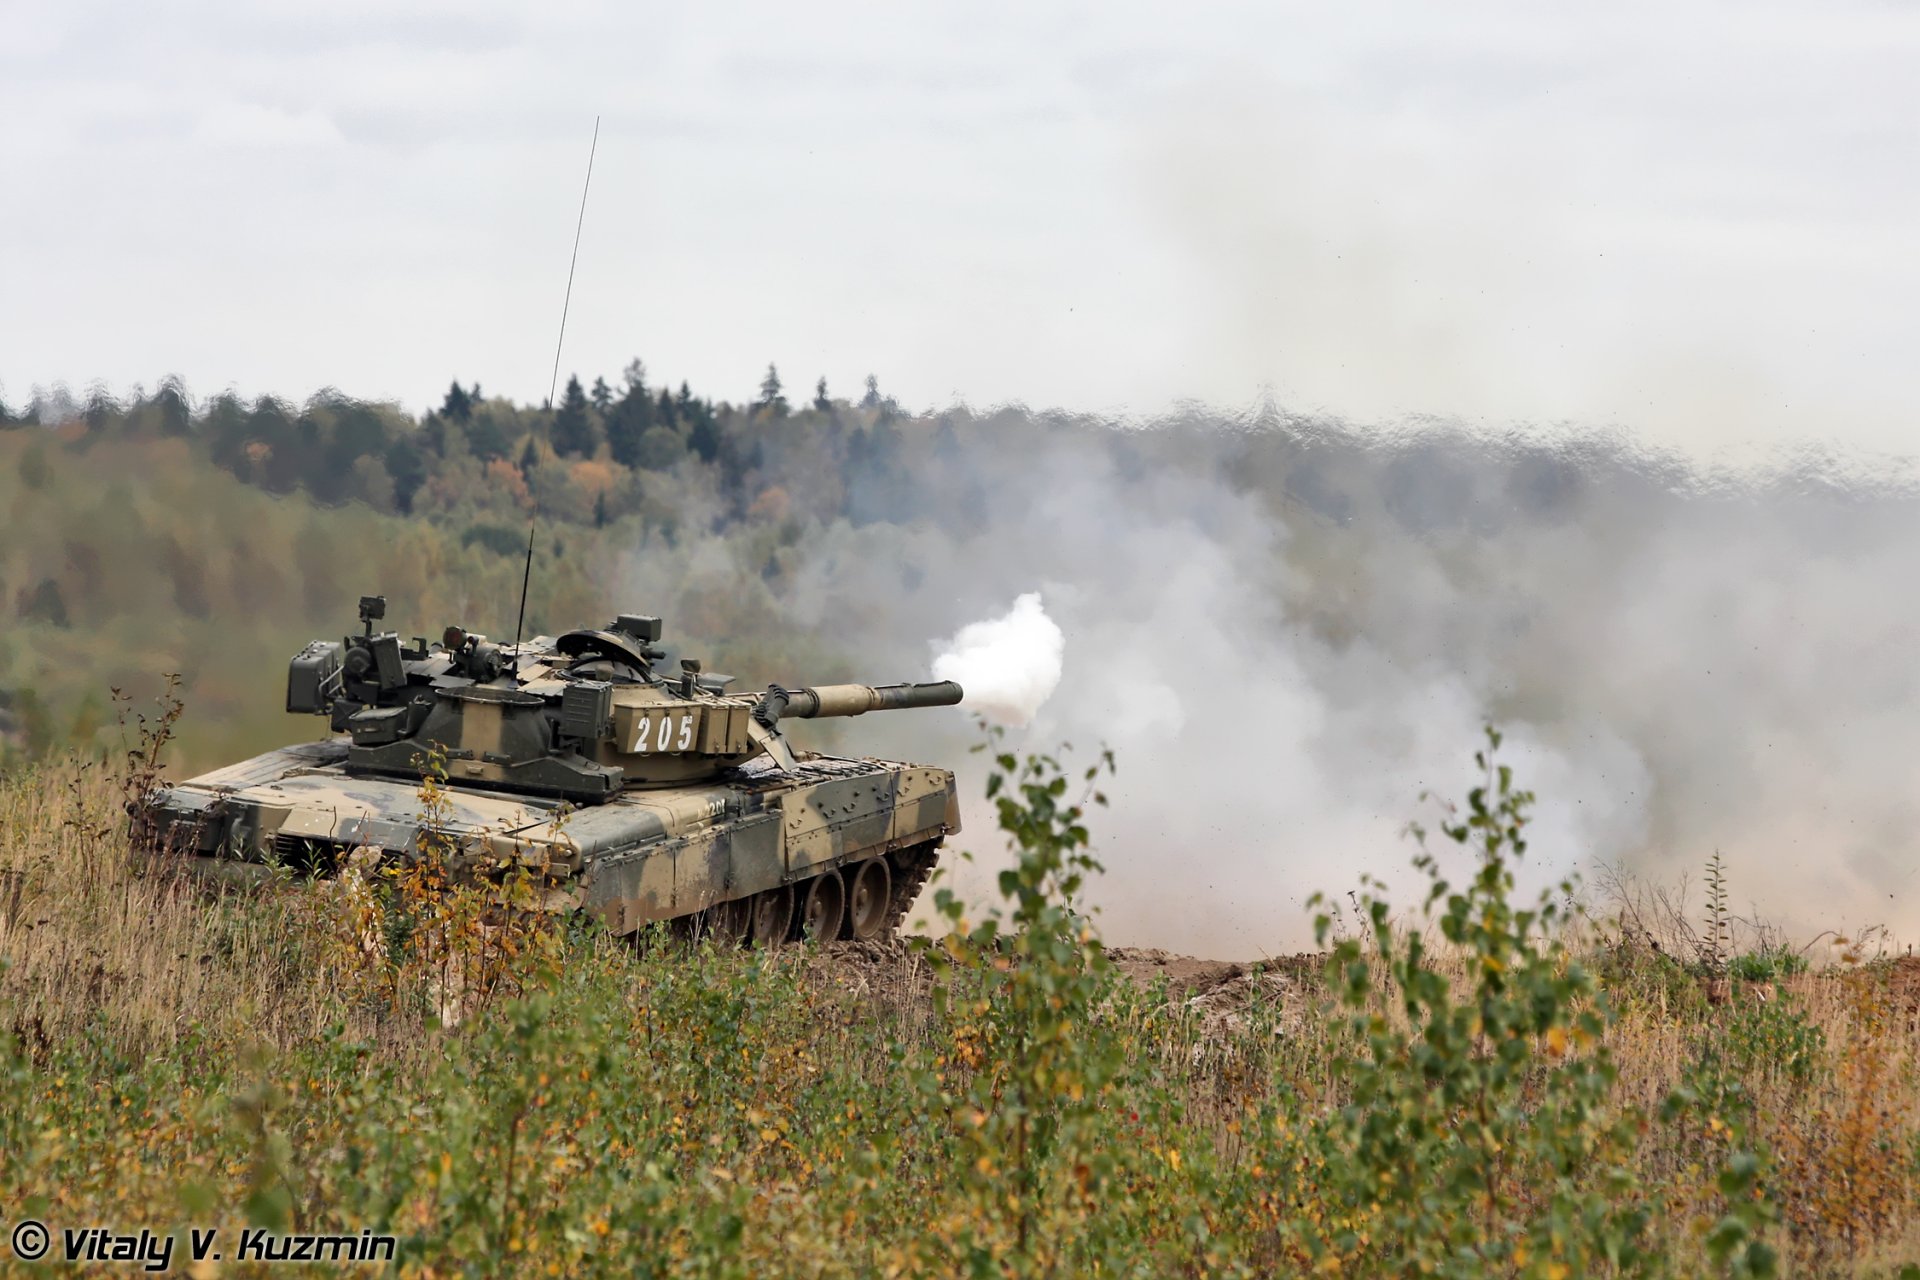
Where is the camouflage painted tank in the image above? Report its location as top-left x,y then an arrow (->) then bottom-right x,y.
140,596 -> 963,942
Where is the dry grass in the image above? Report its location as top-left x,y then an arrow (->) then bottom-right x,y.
1,761 -> 426,1065
3,754 -> 1919,1276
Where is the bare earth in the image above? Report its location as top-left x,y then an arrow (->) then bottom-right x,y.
807,939 -> 1323,1041
1106,947 -> 1268,995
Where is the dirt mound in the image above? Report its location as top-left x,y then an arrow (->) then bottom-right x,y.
797,937 -> 1322,1040
1107,947 -> 1249,996
803,935 -> 935,1012
1108,946 -> 1318,1038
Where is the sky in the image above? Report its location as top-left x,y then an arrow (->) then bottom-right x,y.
4,1 -> 1917,458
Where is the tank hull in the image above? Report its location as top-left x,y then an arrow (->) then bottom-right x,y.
142,739 -> 957,938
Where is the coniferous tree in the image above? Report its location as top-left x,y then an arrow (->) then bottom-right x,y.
202,394 -> 247,469
604,358 -> 649,467
860,374 -> 881,409
605,411 -> 636,469
519,436 -> 540,474
606,391 -> 652,475
814,377 -> 832,412
84,388 -> 115,436
606,369 -> 653,469
551,374 -> 597,457
656,387 -> 677,428
687,408 -> 719,464
152,379 -> 191,437
757,364 -> 788,417
441,381 -> 473,423
589,376 -> 613,416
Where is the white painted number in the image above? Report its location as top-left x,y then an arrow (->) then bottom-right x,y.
632,711 -> 697,753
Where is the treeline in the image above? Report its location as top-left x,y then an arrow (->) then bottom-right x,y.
11,353 -> 1876,777
0,355 -> 1710,771
0,362 -> 960,544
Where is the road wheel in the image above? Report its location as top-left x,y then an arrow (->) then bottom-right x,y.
845,857 -> 892,940
750,885 -> 794,947
797,871 -> 844,942
708,896 -> 751,946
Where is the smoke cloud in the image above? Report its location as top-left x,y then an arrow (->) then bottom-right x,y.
619,409 -> 1920,957
931,592 -> 1064,727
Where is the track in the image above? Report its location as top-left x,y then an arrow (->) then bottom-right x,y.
881,842 -> 941,935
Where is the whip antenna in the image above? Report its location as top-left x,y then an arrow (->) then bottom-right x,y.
515,114 -> 600,654
548,115 -> 600,412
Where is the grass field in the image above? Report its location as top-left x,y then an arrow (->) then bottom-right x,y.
1,731 -> 1917,1277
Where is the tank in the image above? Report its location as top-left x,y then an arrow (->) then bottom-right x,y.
138,595 -> 964,942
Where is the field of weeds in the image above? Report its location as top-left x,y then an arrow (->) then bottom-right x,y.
2,733 -> 1918,1277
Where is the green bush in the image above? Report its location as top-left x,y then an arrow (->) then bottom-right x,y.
1728,945 -> 1810,985
1593,937 -> 1710,1021
1278,727 -> 1664,1275
918,731 -> 1124,1276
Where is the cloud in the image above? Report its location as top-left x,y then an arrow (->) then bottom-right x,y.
1131,12 -> 1920,457
194,103 -> 346,149
9,0 -> 1919,450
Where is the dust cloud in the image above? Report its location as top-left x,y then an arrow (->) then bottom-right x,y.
620,410 -> 1920,957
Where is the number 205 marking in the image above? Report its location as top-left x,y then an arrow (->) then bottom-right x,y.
636,712 -> 695,753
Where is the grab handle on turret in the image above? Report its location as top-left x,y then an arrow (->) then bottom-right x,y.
753,680 -> 963,728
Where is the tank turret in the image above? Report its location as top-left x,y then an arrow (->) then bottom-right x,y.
283,596 -> 963,802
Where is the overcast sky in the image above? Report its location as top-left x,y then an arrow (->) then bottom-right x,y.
4,1 -> 1916,458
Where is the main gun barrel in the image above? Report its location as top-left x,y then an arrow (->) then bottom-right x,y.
756,680 -> 963,724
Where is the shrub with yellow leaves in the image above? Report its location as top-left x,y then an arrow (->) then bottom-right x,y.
915,728 -> 1123,1277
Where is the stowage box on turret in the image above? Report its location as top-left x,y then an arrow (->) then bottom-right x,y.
139,596 -> 964,942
